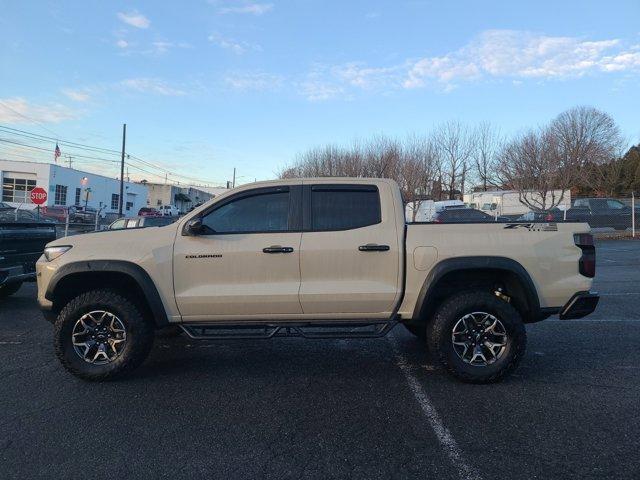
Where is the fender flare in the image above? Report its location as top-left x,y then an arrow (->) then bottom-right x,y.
413,256 -> 540,322
45,260 -> 169,327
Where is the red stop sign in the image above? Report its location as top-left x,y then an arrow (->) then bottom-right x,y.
30,187 -> 48,205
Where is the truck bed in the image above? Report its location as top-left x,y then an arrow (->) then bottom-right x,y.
399,221 -> 592,317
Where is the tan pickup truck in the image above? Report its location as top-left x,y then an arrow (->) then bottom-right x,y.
37,178 -> 598,383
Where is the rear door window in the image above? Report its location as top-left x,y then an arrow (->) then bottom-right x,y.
310,185 -> 381,231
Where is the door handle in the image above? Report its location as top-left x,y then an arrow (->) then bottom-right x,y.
263,246 -> 294,254
358,244 -> 390,252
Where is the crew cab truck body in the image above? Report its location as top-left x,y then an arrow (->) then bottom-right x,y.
37,178 -> 598,383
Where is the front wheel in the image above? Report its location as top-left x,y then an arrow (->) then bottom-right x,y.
427,291 -> 526,383
54,289 -> 154,381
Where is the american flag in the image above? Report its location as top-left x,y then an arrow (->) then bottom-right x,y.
54,143 -> 61,162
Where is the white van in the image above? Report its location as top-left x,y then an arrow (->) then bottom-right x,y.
159,205 -> 180,217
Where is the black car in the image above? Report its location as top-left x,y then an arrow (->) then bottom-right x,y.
0,211 -> 57,298
566,198 -> 640,230
432,208 -> 502,223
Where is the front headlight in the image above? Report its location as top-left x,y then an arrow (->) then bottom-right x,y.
44,246 -> 72,262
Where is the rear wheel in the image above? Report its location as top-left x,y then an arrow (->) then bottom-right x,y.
54,289 -> 154,381
0,281 -> 22,299
427,291 -> 526,383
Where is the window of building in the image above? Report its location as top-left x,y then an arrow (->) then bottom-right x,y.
75,187 -> 81,205
54,185 -> 68,205
126,201 -> 133,211
201,189 -> 289,234
111,194 -> 119,210
310,185 -> 381,231
2,177 -> 37,203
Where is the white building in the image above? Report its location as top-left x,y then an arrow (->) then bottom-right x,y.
464,189 -> 572,216
0,160 -> 148,216
144,182 -> 228,213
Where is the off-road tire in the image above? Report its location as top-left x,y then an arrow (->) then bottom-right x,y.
54,289 -> 154,381
0,281 -> 22,299
403,323 -> 426,340
426,291 -> 526,384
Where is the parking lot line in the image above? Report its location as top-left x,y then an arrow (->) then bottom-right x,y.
388,334 -> 482,480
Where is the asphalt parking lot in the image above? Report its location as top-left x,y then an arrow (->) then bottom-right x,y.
1,240 -> 639,480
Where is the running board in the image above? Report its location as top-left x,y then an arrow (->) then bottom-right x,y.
180,320 -> 398,340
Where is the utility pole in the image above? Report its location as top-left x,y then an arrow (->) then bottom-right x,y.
232,167 -> 236,188
66,155 -> 73,169
119,124 -> 126,216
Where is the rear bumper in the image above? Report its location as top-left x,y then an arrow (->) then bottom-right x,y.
559,291 -> 599,320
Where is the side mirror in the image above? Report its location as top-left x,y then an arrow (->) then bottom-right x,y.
184,217 -> 204,236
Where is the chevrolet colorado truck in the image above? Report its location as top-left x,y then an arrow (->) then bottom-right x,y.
37,178 -> 599,383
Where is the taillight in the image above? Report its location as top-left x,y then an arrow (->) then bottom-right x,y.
574,233 -> 595,278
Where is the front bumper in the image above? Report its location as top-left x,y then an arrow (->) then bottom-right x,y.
559,291 -> 599,320
0,265 -> 36,286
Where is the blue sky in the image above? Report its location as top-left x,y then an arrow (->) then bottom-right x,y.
1,0 -> 639,186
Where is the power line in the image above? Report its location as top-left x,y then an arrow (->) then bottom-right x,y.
0,125 -> 122,156
0,123 -> 228,187
0,138 -> 121,164
0,101 -> 61,138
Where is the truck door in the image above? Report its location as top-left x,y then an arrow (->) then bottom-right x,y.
298,182 -> 401,317
173,184 -> 303,320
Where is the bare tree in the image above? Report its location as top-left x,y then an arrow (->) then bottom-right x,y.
433,121 -> 475,199
399,134 -> 439,221
550,106 -> 625,193
472,122 -> 501,191
497,127 -> 573,210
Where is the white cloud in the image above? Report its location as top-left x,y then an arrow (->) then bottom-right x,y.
117,11 -> 150,29
218,2 -> 273,15
224,72 -> 283,91
116,39 -> 129,48
62,89 -> 91,102
208,34 -> 261,55
403,30 -> 640,89
0,97 -> 79,124
120,78 -> 186,96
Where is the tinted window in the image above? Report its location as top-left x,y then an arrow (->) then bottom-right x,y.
606,200 -> 625,210
202,190 -> 290,234
311,186 -> 381,231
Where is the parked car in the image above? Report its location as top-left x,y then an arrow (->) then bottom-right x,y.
1,211 -> 57,298
68,206 -> 103,223
42,206 -> 68,222
432,208 -> 505,223
516,208 -> 565,222
109,216 -> 176,230
159,205 -> 180,216
137,207 -> 161,217
38,178 -> 598,384
566,198 -> 640,230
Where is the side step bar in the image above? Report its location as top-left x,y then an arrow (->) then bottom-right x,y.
180,320 -> 398,340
